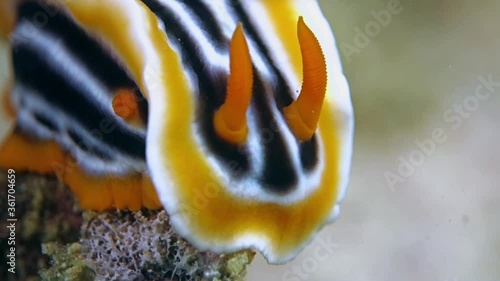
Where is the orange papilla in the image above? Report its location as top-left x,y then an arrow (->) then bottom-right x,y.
112,89 -> 140,121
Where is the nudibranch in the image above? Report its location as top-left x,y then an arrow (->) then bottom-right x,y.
0,0 -> 353,264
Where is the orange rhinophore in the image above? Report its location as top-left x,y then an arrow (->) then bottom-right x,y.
283,17 -> 328,142
213,23 -> 254,145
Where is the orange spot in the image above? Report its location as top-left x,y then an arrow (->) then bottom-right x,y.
283,17 -> 327,141
112,89 -> 140,122
213,23 -> 253,145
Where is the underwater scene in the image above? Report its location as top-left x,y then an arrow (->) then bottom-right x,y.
1,0 -> 499,280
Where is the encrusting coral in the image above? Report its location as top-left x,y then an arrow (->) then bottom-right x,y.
40,242 -> 95,281
0,172 -> 82,281
0,171 -> 255,280
80,210 -> 255,281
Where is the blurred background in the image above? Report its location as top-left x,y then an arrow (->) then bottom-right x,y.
1,0 -> 499,280
249,0 -> 500,280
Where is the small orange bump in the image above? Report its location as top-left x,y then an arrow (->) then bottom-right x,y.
112,89 -> 140,121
